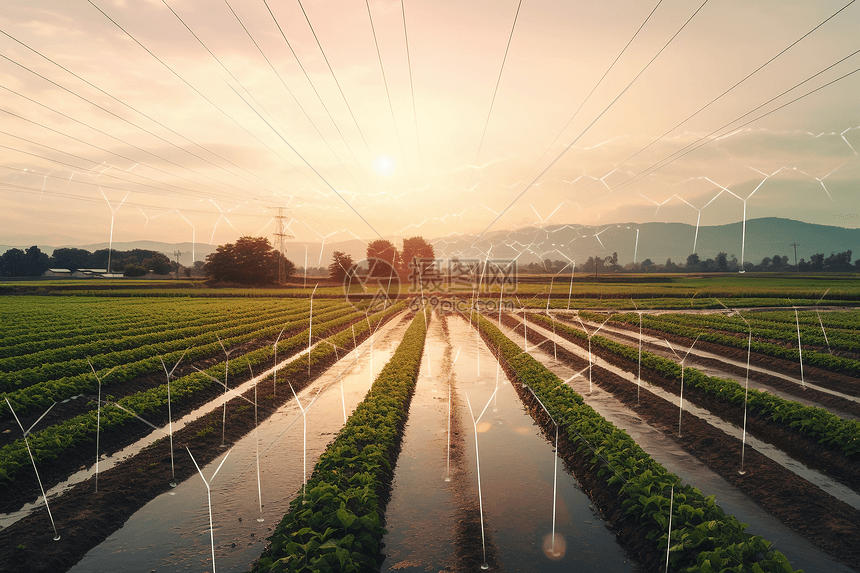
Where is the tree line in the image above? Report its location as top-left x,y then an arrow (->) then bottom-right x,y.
327,237 -> 435,281
524,249 -> 860,274
201,236 -> 433,285
0,245 -> 205,277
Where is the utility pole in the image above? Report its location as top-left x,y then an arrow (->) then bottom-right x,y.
271,207 -> 294,284
173,250 -> 182,279
790,242 -> 800,271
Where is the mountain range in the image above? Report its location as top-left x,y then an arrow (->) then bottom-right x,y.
1,218 -> 857,269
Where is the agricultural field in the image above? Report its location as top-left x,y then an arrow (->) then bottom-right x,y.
0,278 -> 859,572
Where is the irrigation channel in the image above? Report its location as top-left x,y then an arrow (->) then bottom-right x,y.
381,312 -> 636,572
571,314 -> 860,418
494,312 -> 858,573
62,314 -> 412,573
530,316 -> 860,507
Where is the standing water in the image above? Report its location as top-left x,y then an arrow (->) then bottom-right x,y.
67,315 -> 411,573
381,312 -> 459,571
507,316 -> 857,573
447,315 -> 636,572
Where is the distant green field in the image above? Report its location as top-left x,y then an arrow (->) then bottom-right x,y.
510,272 -> 860,303
2,272 -> 858,307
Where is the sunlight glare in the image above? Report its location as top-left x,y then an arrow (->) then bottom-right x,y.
374,156 -> 394,176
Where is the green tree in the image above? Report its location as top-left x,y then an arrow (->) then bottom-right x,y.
604,252 -> 620,272
0,249 -> 27,276
400,236 -> 435,277
328,251 -> 355,282
824,250 -> 852,271
0,246 -> 49,276
203,236 -> 293,285
685,253 -> 701,271
366,239 -> 400,277
49,247 -> 92,271
123,264 -> 148,277
25,246 -> 50,275
143,253 -> 172,275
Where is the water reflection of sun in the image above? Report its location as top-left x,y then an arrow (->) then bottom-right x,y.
542,533 -> 567,560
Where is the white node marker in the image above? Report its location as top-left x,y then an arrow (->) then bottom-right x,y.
187,447 -> 232,573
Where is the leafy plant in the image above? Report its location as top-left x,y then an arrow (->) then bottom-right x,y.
252,307 -> 429,572
471,312 -> 799,573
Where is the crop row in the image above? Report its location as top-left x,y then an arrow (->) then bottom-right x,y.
59,286 -> 347,298
742,309 -> 860,331
0,303 -> 356,417
251,307 -> 428,573
472,312 -> 798,573
0,296 -> 239,346
0,303 -> 406,491
580,309 -> 860,378
0,298 -> 313,358
639,311 -> 860,354
521,296 -> 855,311
536,313 -> 860,459
514,278 -> 860,300
0,299 -> 341,379
0,300 -> 337,376
0,300 -> 318,399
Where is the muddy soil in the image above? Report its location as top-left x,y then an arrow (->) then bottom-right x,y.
448,363 -> 502,572
537,313 -> 860,493
583,320 -> 860,419
0,311 -> 402,573
497,313 -> 860,569
379,313 -> 502,573
0,314 -> 367,513
562,314 -> 860,397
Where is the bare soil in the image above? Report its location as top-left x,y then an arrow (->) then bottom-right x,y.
0,321 -> 327,512
0,312 -> 400,573
439,312 -> 503,573
585,320 -> 860,420
497,313 -> 860,570
567,314 -> 860,398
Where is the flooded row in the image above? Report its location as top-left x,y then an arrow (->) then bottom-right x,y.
67,315 -> 412,572
499,315 -> 856,573
381,314 -> 635,572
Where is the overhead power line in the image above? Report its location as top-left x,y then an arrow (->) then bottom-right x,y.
295,0 -> 378,170
472,0 -> 711,245
512,0 -> 664,189
470,0 -> 524,175
86,0 -> 328,193
364,0 -> 408,180
572,0 -> 858,199
0,104 -> 236,201
0,29 -> 282,198
260,0 -> 377,192
400,0 -> 422,177
156,0 -> 345,191
0,129 -> 233,201
222,0 -> 368,195
228,84 -> 383,240
604,55 -> 860,197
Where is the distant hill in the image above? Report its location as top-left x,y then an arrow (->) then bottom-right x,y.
428,218 -> 860,267
2,218 -> 858,268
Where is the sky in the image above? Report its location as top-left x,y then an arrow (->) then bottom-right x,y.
0,0 -> 858,261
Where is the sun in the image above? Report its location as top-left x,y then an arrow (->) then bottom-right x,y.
373,156 -> 394,176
